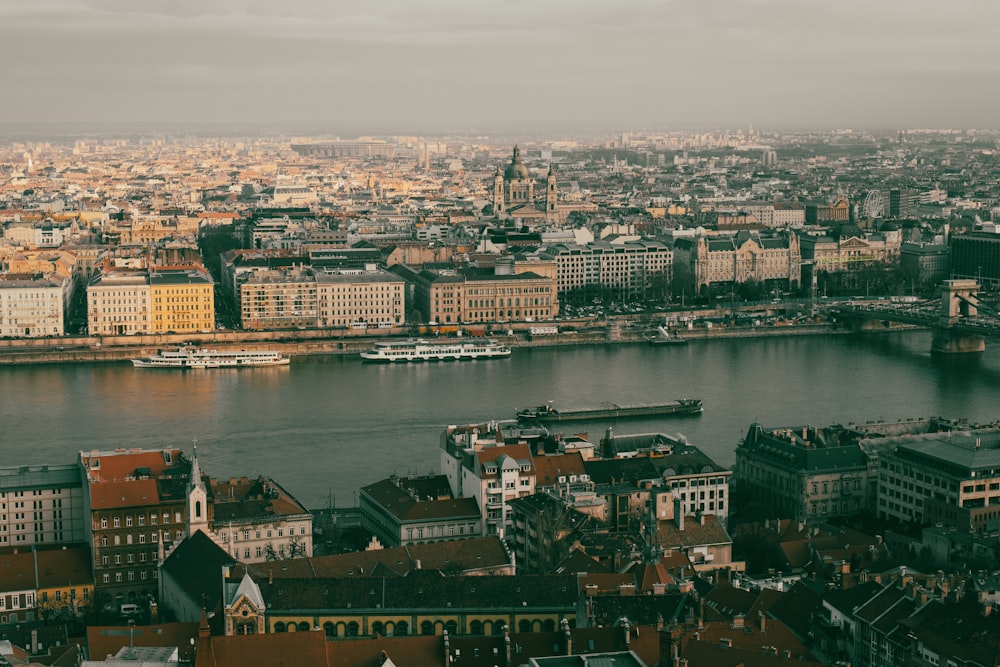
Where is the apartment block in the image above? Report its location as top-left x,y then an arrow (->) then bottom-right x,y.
0,464 -> 86,547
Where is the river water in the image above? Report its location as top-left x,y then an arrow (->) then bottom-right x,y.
2,331 -> 999,509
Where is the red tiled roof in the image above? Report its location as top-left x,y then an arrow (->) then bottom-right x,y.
196,629 -> 329,667
89,478 -> 161,509
533,452 -> 586,488
81,448 -> 182,482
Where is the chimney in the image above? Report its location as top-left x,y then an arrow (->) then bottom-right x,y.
983,602 -> 993,618
268,570 -> 273,585
720,638 -> 732,649
562,618 -> 572,655
443,630 -> 451,665
504,624 -> 512,667
622,618 -> 631,646
759,610 -> 767,633
674,497 -> 684,531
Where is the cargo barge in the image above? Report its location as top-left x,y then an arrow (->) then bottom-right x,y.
517,398 -> 702,422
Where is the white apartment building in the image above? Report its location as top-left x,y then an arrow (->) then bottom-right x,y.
86,272 -> 150,335
316,269 -> 405,328
536,240 -> 672,299
440,422 -> 540,539
0,275 -> 66,337
211,476 -> 313,564
0,464 -> 87,547
875,429 -> 1000,527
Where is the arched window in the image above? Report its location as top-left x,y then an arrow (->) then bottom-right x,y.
195,501 -> 201,518
421,621 -> 434,636
347,622 -> 359,637
444,620 -> 458,635
542,619 -> 556,632
273,622 -> 286,632
395,621 -> 409,636
323,622 -> 336,638
519,619 -> 531,633
470,620 -> 483,635
372,621 -> 384,636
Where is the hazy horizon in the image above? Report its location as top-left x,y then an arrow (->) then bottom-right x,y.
2,1 -> 999,132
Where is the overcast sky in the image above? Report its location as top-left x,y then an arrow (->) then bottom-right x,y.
2,0 -> 998,133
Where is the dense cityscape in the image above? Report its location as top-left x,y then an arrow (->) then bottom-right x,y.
1,124 -> 999,667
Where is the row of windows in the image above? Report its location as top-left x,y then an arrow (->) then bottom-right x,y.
101,569 -> 155,583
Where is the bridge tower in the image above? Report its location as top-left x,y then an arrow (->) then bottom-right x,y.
932,279 -> 986,354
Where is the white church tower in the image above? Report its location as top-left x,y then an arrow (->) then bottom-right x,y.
187,445 -> 209,537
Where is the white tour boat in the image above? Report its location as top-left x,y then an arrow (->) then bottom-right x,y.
131,347 -> 290,369
360,338 -> 511,363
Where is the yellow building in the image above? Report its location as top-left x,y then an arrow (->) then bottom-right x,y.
149,267 -> 215,333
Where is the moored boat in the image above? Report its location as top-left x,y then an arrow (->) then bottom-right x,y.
517,399 -> 702,422
648,326 -> 687,345
131,347 -> 290,369
360,338 -> 511,363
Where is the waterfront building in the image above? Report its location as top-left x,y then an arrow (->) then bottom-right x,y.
873,427 -> 1000,528
672,230 -> 801,293
591,431 -> 732,525
798,224 -> 902,287
315,269 -> 405,329
149,266 -> 214,334
440,422 -> 543,539
236,264 -> 404,330
80,447 -> 198,608
87,260 -> 215,335
211,476 -> 312,563
0,464 -> 86,547
0,273 -> 67,337
238,267 -> 317,330
221,569 -> 578,637
900,242 -> 950,289
949,230 -> 1000,289
531,240 -> 672,301
86,265 -> 150,335
359,474 -> 481,548
734,423 -> 871,521
413,263 -> 557,325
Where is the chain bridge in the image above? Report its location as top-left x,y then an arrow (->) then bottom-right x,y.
831,280 -> 1000,354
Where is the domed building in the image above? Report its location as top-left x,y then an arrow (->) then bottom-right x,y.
492,145 -> 559,223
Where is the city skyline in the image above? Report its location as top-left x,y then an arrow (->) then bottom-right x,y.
2,0 -> 999,133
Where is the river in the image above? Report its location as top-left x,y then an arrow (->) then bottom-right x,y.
2,331 -> 999,509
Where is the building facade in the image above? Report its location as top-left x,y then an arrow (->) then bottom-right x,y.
0,274 -> 66,337
734,423 -> 871,521
0,464 -> 86,547
149,267 -> 215,333
674,230 -> 801,292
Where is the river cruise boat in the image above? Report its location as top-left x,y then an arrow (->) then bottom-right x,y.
360,338 -> 511,363
131,347 -> 290,369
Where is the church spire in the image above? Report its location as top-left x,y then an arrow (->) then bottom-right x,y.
187,442 -> 209,537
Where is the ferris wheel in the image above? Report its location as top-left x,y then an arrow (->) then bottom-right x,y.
862,190 -> 885,219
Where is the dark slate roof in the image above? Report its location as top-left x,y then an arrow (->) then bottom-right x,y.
361,478 -> 480,522
161,530 -> 237,611
584,458 -> 661,485
587,592 -> 690,627
258,571 -> 578,612
766,581 -> 823,640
